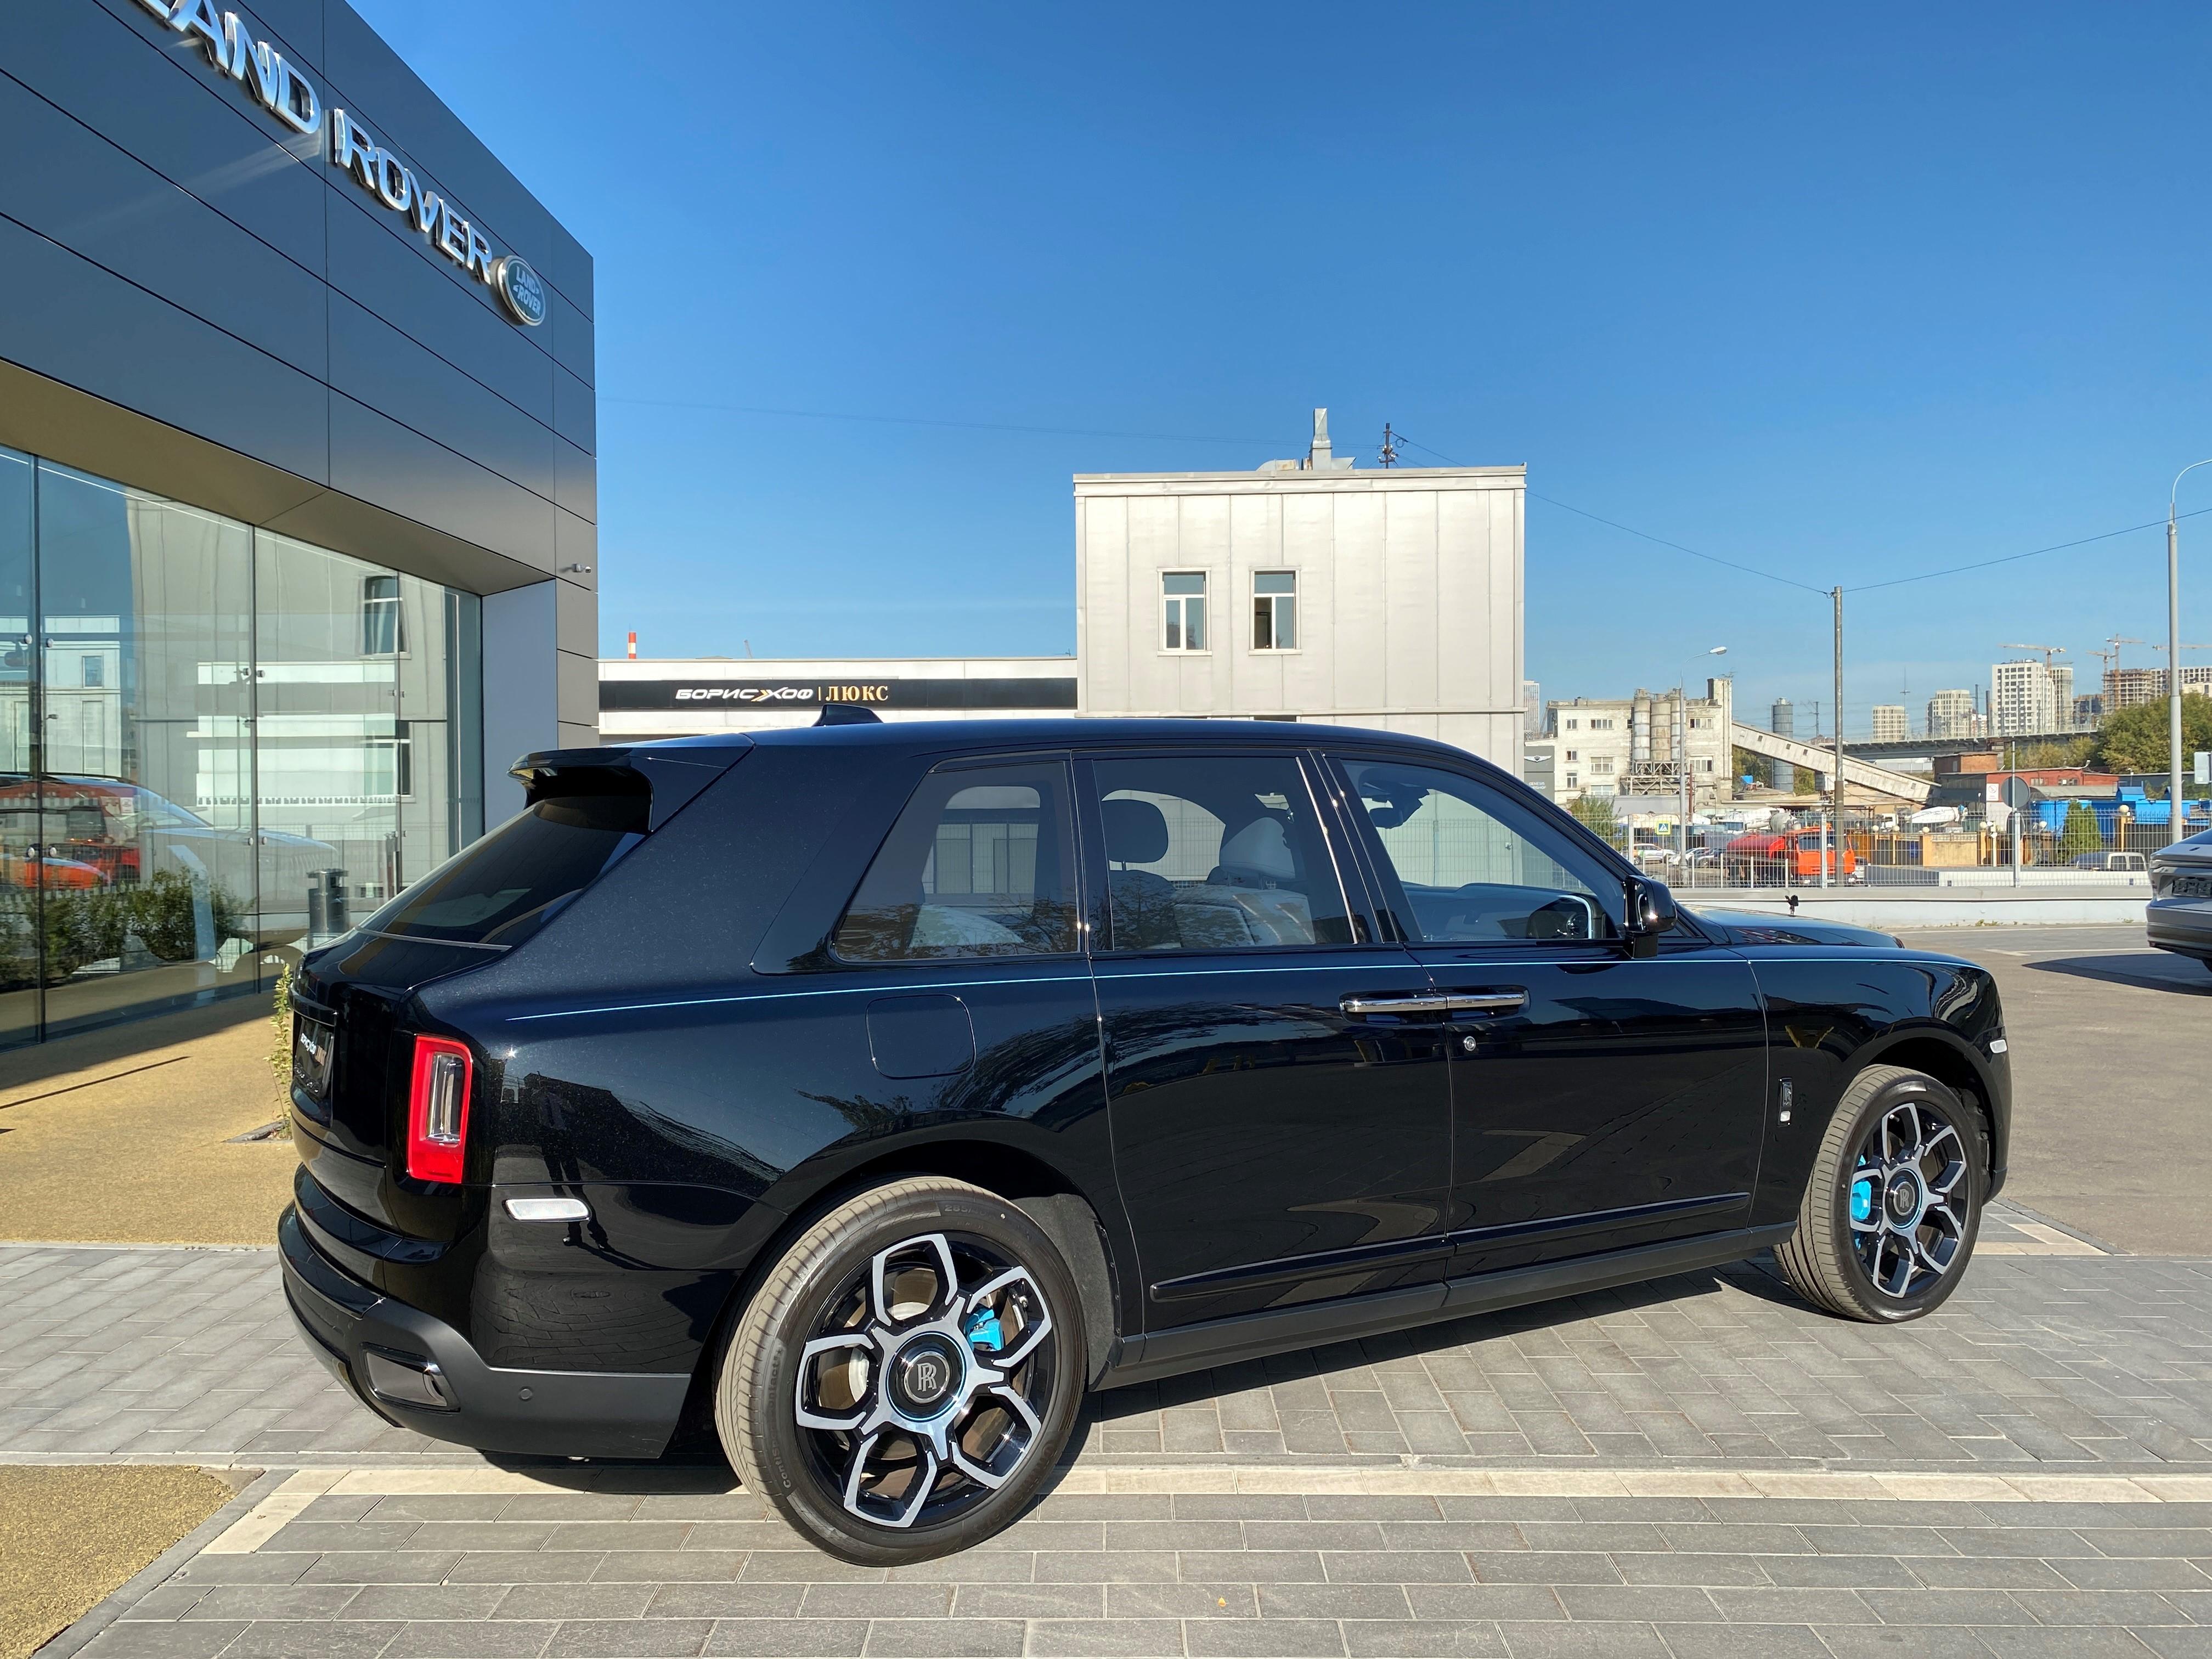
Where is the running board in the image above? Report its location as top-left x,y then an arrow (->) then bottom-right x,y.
1097,1223 -> 1795,1391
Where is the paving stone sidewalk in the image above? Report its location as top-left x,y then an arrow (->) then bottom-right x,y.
2,1210 -> 2209,1472
58,1481 -> 2212,1659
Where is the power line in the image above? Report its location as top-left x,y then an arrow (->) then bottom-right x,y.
1842,509 -> 2212,592
616,402 -> 2212,605
1402,429 -> 2212,601
601,395 -> 1285,449
1392,433 -> 1828,595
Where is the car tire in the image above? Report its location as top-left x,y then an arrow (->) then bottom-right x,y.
713,1177 -> 1087,1564
1775,1064 -> 1987,1323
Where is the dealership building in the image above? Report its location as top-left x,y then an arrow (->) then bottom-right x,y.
606,411 -> 1526,766
2,1 -> 595,1046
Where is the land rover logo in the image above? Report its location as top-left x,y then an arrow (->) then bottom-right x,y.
494,256 -> 548,328
132,0 -> 549,329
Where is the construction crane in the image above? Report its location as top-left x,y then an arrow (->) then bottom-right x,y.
1999,643 -> 2068,669
2091,635 -> 2146,682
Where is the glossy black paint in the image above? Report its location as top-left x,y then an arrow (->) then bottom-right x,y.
278,719 -> 2013,1460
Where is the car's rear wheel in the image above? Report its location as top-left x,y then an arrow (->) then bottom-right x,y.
1775,1064 -> 1987,1322
713,1177 -> 1085,1563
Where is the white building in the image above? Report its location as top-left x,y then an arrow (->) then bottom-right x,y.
608,410 -> 1530,771
1074,410 -> 1526,766
1927,688 -> 1978,738
1544,680 -> 1736,806
1990,659 -> 2061,736
1869,704 -> 1908,742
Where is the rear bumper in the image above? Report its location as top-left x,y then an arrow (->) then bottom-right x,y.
2147,900 -> 2212,960
279,1205 -> 691,1460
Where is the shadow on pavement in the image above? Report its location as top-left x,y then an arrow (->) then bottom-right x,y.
1089,1263 -> 1801,1424
2025,953 -> 2212,995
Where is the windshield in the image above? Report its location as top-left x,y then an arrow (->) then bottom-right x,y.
363,789 -> 648,947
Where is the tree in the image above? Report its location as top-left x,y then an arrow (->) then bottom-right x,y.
1570,793 -> 1620,845
2058,799 -> 2103,860
2012,737 -> 2096,770
2094,696 -> 2212,776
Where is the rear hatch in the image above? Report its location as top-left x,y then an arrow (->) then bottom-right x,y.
290,740 -> 748,1239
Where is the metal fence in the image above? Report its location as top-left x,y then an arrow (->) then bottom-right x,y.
1573,806 -> 2187,892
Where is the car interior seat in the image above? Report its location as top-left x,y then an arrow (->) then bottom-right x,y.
1102,798 -> 1178,950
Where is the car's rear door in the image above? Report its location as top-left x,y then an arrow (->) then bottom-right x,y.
1081,747 -> 1452,1334
1327,752 -> 1768,1279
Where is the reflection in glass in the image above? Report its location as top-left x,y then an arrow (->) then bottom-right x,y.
255,532 -> 402,955
0,450 -> 486,1048
0,448 -> 34,1045
835,764 -> 1079,960
34,462 -> 258,1038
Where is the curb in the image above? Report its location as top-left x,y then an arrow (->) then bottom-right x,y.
31,1465 -> 282,1659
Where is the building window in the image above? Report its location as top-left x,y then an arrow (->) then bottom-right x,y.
1592,757 -> 1614,775
1565,719 -> 1578,730
1161,572 -> 1206,652
1252,571 -> 1296,651
1589,718 -> 1615,730
81,654 -> 104,688
1566,772 -> 1578,787
1699,757 -> 1714,772
366,723 -> 416,800
362,574 -> 405,656
1565,750 -> 1579,762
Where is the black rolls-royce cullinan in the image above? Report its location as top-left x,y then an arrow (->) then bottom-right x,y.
281,715 -> 2011,1561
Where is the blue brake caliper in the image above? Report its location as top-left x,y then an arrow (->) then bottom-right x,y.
963,1307 -> 1003,1355
1850,1159 -> 1876,1224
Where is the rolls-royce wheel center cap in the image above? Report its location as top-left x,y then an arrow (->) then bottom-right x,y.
890,1336 -> 963,1417
1886,1170 -> 1923,1224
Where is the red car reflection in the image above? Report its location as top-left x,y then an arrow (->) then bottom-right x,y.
0,849 -> 109,890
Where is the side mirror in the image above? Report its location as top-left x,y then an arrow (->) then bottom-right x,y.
1623,877 -> 1679,958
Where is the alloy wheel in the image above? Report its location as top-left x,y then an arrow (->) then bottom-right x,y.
792,1231 -> 1056,1531
1847,1096 -> 1970,1300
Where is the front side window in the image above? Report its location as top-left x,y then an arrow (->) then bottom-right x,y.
1094,754 -> 1350,952
1252,571 -> 1297,651
1340,758 -> 1622,944
1161,572 -> 1206,652
834,761 -> 1079,961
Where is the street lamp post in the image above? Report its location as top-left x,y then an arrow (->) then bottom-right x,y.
1677,646 -> 1728,871
2168,461 -> 2212,844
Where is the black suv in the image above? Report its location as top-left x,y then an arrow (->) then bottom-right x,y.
281,718 -> 2010,1561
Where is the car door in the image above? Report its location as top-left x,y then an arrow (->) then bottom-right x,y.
1082,748 -> 1453,1333
1328,753 -> 1768,1280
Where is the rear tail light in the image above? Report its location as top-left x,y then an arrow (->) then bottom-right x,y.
406,1035 -> 473,1184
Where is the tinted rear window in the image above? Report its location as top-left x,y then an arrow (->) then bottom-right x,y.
363,790 -> 647,947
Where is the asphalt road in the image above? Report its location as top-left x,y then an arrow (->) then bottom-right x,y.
1896,924 -> 2211,1257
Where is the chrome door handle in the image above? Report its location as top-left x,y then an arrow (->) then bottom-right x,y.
1441,991 -> 1527,1016
1340,992 -> 1455,1017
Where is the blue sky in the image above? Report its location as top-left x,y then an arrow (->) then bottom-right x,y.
355,2 -> 2212,735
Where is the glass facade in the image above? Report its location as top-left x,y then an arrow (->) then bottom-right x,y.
0,448 -> 483,1047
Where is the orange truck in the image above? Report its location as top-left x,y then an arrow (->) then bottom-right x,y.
1723,830 -> 1858,884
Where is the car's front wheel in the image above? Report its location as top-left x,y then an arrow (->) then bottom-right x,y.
1775,1064 -> 1987,1322
713,1177 -> 1085,1563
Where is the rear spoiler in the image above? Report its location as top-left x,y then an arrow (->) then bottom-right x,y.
510,737 -> 752,832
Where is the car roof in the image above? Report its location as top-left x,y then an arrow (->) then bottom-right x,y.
648,717 -> 1492,765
